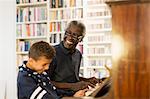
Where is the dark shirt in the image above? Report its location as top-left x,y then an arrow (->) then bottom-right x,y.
48,41 -> 82,83
17,61 -> 65,99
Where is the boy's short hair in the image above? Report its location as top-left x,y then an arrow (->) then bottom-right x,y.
29,41 -> 55,61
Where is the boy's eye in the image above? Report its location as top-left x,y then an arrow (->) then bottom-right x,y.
42,64 -> 47,66
43,63 -> 49,67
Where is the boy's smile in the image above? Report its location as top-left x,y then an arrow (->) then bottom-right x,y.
27,56 -> 52,74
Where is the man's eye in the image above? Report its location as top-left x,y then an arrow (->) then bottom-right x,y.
72,33 -> 76,36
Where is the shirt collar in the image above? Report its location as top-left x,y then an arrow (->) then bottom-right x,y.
21,61 -> 47,75
60,41 -> 76,54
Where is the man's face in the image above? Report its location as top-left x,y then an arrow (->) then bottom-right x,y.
30,56 -> 52,74
63,26 -> 83,50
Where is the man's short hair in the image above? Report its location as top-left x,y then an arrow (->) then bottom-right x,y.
66,20 -> 86,37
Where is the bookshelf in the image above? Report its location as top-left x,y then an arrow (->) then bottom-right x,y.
83,0 -> 112,79
16,0 -> 112,79
16,0 -> 48,66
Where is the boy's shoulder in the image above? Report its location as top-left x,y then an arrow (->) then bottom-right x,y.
17,62 -> 38,85
17,66 -> 33,82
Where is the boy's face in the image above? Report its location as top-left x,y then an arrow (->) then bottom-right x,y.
29,56 -> 52,74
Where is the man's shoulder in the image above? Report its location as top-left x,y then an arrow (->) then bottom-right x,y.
54,44 -> 60,49
75,48 -> 82,55
53,43 -> 61,50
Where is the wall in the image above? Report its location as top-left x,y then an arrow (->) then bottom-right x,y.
0,0 -> 17,99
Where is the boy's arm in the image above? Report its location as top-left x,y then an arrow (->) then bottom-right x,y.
18,73 -> 59,99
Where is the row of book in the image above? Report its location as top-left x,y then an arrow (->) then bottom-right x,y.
17,40 -> 45,52
17,40 -> 31,52
16,24 -> 47,37
16,0 -> 46,4
87,0 -> 107,5
87,22 -> 111,30
87,33 -> 111,43
17,7 -> 47,22
49,8 -> 83,20
87,10 -> 111,18
17,55 -> 28,66
87,45 -> 111,54
49,33 -> 64,44
87,58 -> 112,66
50,0 -> 83,8
49,22 -> 67,32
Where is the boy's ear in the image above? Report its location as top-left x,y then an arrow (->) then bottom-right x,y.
28,58 -> 34,64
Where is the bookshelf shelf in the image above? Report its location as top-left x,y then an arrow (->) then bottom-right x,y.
86,54 -> 112,57
80,67 -> 84,70
16,36 -> 47,39
16,20 -> 47,24
87,4 -> 108,7
49,6 -> 83,11
49,18 -> 84,22
87,42 -> 111,45
16,1 -> 47,7
86,16 -> 112,20
16,52 -> 28,55
86,66 -> 106,69
87,28 -> 112,32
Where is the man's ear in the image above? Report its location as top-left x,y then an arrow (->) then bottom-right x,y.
78,36 -> 84,42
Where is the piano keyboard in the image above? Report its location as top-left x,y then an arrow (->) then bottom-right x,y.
85,83 -> 101,96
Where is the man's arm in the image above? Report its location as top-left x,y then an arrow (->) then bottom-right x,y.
79,77 -> 102,85
51,81 -> 95,91
51,81 -> 73,89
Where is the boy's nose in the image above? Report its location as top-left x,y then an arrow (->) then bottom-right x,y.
44,65 -> 49,70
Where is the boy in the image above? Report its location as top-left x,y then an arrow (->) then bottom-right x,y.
17,41 -> 87,99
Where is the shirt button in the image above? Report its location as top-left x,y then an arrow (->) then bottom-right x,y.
19,68 -> 23,71
33,72 -> 38,75
38,80 -> 41,82
43,82 -> 46,86
53,86 -> 56,90
28,74 -> 31,76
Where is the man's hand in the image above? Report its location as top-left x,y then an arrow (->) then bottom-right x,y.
71,81 -> 95,91
86,77 -> 101,85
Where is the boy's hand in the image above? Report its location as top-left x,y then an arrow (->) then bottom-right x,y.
73,88 -> 88,97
